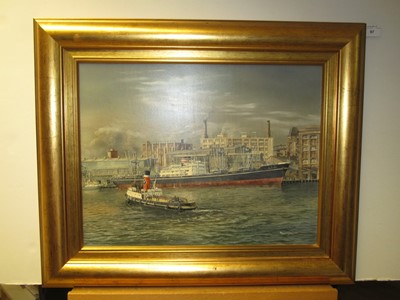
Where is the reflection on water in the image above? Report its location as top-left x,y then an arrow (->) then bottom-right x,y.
83,183 -> 318,246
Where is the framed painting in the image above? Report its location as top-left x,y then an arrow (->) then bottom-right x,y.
34,19 -> 365,287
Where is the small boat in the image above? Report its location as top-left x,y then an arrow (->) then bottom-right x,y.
82,171 -> 103,190
125,171 -> 197,211
82,180 -> 102,190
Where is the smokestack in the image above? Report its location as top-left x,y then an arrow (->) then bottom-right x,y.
143,170 -> 151,191
204,119 -> 208,138
267,120 -> 271,138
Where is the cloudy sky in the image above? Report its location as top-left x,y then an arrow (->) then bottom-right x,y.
79,63 -> 322,158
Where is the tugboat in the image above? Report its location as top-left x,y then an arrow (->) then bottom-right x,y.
125,171 -> 197,211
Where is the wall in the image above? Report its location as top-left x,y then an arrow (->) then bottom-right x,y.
1,0 -> 399,283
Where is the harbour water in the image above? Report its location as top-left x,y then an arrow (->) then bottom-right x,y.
83,183 -> 318,246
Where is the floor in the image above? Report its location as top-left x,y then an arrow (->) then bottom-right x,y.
36,282 -> 400,300
335,281 -> 400,300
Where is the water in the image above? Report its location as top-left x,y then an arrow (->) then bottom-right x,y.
83,183 -> 318,246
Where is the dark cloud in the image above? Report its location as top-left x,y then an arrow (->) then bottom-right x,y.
79,63 -> 322,157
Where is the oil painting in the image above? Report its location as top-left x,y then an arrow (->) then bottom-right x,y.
80,63 -> 322,246
35,19 -> 364,286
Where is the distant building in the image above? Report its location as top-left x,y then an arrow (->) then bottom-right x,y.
287,126 -> 320,180
82,149 -> 134,180
201,133 -> 273,158
107,148 -> 119,158
274,144 -> 287,158
141,139 -> 193,167
200,120 -> 274,159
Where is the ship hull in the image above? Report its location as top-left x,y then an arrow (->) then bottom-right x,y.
113,163 -> 289,189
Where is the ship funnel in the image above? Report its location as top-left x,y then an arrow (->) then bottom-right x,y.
143,170 -> 151,191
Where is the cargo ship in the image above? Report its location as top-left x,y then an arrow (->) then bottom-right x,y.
113,161 -> 290,189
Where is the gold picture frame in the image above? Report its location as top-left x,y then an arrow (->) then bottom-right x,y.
34,19 -> 365,287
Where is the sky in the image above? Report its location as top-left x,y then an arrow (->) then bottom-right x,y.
79,63 -> 322,158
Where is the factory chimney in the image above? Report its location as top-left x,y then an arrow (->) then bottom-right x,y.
267,120 -> 271,138
203,119 -> 209,138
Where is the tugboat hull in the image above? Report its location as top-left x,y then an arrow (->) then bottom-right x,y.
125,187 -> 197,211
